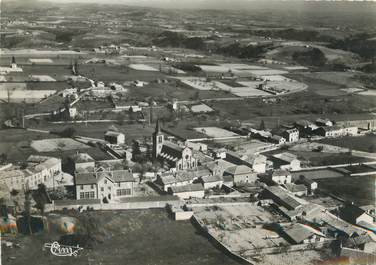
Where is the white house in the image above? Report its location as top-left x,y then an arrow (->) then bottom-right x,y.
269,169 -> 292,185
271,152 -> 301,171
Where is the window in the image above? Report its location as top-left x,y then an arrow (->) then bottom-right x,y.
104,179 -> 107,184
80,185 -> 84,190
89,191 -> 95,199
158,136 -> 163,143
101,187 -> 104,192
80,192 -> 85,199
116,189 -> 131,196
90,184 -> 94,189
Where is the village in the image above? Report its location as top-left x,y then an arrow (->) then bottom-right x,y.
1,1 -> 376,265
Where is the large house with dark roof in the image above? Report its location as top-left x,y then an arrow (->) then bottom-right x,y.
75,168 -> 136,202
153,120 -> 197,171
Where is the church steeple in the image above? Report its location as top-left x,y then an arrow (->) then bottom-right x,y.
155,119 -> 161,134
153,119 -> 164,159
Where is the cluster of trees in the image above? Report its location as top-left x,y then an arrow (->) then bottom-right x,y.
153,31 -> 206,50
292,48 -> 327,67
329,33 -> 376,60
216,42 -> 272,59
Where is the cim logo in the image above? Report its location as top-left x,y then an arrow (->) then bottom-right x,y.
43,241 -> 83,257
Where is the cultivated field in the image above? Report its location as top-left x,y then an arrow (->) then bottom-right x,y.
194,127 -> 239,138
31,138 -> 89,152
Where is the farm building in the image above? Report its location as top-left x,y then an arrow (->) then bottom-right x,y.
104,130 -> 125,145
282,223 -> 326,244
169,183 -> 205,199
340,203 -> 374,225
67,153 -> 95,174
267,169 -> 292,185
200,175 -> 223,190
223,165 -> 257,185
271,152 -> 301,171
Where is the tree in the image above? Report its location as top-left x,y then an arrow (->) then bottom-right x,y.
259,120 -> 266,130
131,140 -> 142,162
59,126 -> 77,138
35,184 -> 47,215
24,191 -> 33,235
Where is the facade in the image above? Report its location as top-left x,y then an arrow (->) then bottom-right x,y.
153,121 -> 197,171
317,126 -> 358,138
75,169 -> 135,201
169,183 -> 205,199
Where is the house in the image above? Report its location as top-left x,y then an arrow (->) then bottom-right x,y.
67,152 -> 95,174
249,155 -> 267,174
284,183 -> 308,197
24,155 -> 62,190
282,223 -> 326,244
316,118 -> 333,127
0,156 -> 62,191
268,169 -> 292,184
200,175 -> 223,190
153,121 -> 197,171
316,126 -> 358,138
270,135 -> 286,145
340,203 -> 374,225
185,141 -> 207,152
104,131 -> 125,145
75,169 -> 136,201
157,171 -> 196,192
295,175 -> 318,193
271,152 -> 301,171
205,159 -> 236,177
224,165 -> 257,185
282,128 -> 299,143
169,183 -> 205,199
295,120 -> 318,136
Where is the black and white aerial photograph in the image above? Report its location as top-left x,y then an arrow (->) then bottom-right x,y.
0,0 -> 375,264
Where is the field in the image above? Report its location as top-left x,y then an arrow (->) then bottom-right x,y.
316,176 -> 375,205
30,138 -> 90,152
194,127 -> 239,138
316,135 -> 376,153
2,209 -> 242,265
128,63 -> 159,72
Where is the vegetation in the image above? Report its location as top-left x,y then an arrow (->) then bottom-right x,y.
292,48 -> 327,67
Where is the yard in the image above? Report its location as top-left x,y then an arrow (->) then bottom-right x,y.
2,209 -> 242,265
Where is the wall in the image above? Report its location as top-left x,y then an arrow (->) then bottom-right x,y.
45,198 -> 181,212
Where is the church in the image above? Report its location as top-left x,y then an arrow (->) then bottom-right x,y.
153,120 -> 197,171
